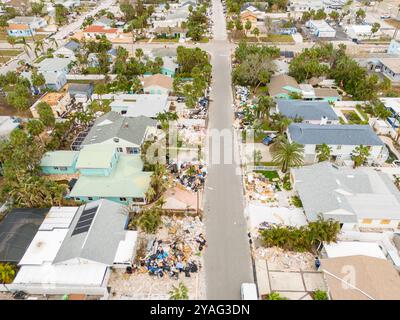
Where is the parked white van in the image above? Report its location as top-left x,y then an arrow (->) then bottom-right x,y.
241,283 -> 258,300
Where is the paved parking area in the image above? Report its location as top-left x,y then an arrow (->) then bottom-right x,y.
254,248 -> 327,300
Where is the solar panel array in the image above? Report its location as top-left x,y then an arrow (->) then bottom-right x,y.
71,205 -> 98,236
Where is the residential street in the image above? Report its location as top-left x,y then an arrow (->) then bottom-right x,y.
203,0 -> 254,300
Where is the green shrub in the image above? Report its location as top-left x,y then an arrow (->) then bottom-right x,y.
264,292 -> 288,300
313,290 -> 329,300
137,208 -> 162,233
260,216 -> 340,252
291,195 -> 303,208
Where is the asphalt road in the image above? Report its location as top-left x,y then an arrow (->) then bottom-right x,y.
203,0 -> 254,300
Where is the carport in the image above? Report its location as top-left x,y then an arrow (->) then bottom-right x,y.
0,208 -> 49,263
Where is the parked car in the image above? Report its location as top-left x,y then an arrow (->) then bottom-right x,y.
381,14 -> 391,19
262,134 -> 277,146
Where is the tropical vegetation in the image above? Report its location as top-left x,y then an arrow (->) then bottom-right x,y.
260,216 -> 340,252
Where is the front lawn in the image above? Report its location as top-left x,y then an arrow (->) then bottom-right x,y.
255,170 -> 279,180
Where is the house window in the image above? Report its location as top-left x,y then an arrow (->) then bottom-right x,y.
60,167 -> 68,171
337,145 -> 342,150
75,197 -> 81,201
120,197 -> 127,202
362,219 -> 372,224
54,166 -> 59,170
88,197 -> 93,201
117,147 -> 123,152
133,197 -> 145,203
381,219 -> 391,225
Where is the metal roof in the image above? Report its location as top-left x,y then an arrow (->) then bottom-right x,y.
288,123 -> 384,146
53,199 -> 129,265
277,100 -> 339,121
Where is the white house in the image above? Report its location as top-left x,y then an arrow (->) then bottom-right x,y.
287,123 -> 388,164
388,40 -> 400,56
292,162 -> 400,231
379,58 -> 400,83
306,20 -> 336,38
287,0 -> 324,13
345,24 -> 380,41
10,200 -> 138,296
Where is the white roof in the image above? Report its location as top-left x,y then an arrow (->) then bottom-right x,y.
39,206 -> 77,231
109,95 -> 169,118
0,116 -> 19,137
347,24 -> 372,34
19,229 -> 69,265
13,263 -> 108,287
19,207 -> 77,265
113,231 -> 138,264
308,19 -> 335,31
246,203 -> 307,228
324,241 -> 386,260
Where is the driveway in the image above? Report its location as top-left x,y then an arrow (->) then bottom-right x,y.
202,0 -> 253,300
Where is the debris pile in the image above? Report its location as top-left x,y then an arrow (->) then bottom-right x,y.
169,162 -> 207,192
255,247 -> 316,271
246,173 -> 279,204
135,216 -> 205,280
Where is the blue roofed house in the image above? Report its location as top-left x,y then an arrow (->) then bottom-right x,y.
276,100 -> 340,124
40,151 -> 79,174
287,123 -> 388,164
54,40 -> 81,59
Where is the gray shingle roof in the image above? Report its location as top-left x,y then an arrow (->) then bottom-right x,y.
82,111 -> 157,146
288,123 -> 384,146
292,162 -> 400,222
53,199 -> 128,265
277,100 -> 339,121
64,40 -> 80,52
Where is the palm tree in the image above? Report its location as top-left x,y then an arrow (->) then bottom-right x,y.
351,144 -> 370,168
135,48 -> 144,62
169,282 -> 189,300
21,37 -> 32,58
34,40 -> 44,57
271,138 -> 304,173
254,95 -> 275,121
316,143 -> 332,162
276,117 -> 292,134
0,263 -> 16,284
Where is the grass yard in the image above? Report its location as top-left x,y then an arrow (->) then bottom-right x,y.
259,34 -> 294,43
342,110 -> 367,124
152,38 -> 180,43
0,49 -> 22,56
255,170 -> 280,180
0,31 -> 48,42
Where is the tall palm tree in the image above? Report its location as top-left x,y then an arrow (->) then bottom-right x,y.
271,138 -> 304,173
316,143 -> 332,162
21,37 -> 32,58
255,95 -> 275,121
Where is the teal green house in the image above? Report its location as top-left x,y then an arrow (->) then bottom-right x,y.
40,151 -> 79,175
67,146 -> 152,205
40,146 -> 152,205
